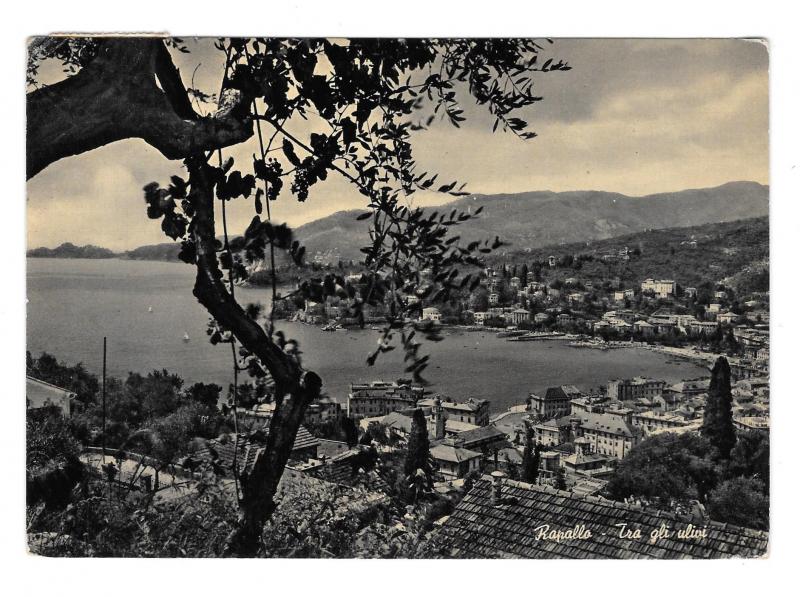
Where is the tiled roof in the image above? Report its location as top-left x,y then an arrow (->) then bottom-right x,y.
417,398 -> 489,412
292,425 -> 321,451
381,412 -> 413,433
579,412 -> 637,438
445,420 -> 479,433
455,424 -> 507,446
431,444 -> 481,464
436,477 -> 768,559
194,425 -> 318,477
538,415 -> 574,429
544,386 -> 581,401
497,447 -> 523,465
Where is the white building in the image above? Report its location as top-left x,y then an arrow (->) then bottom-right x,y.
27,377 -> 74,418
422,307 -> 442,322
640,278 -> 676,298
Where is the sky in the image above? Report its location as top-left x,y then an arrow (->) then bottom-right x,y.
26,38 -> 769,251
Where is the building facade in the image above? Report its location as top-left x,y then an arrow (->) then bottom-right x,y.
607,377 -> 666,403
347,381 -> 424,417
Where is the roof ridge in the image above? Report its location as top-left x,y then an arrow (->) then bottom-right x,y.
26,376 -> 76,394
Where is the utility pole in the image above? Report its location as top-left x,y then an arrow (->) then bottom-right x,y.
102,336 -> 107,463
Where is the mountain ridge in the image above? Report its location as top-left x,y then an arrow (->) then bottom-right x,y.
293,181 -> 768,261
27,181 -> 768,263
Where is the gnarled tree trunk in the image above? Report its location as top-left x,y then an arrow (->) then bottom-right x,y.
28,37 -> 322,556
26,38 -> 253,179
186,157 -> 322,556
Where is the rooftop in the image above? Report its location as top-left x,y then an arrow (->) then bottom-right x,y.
419,397 -> 489,412
454,424 -> 507,446
381,411 -> 414,433
26,376 -> 75,410
544,386 -> 582,401
193,425 -> 319,477
578,412 -> 638,438
430,443 -> 481,464
436,477 -> 768,559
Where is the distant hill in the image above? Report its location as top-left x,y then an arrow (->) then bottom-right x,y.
293,181 -> 768,262
27,242 -> 116,259
29,181 -> 768,266
502,216 -> 769,296
122,242 -> 181,262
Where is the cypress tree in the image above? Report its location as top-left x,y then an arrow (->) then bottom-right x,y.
554,467 -> 567,490
521,424 -> 540,483
404,408 -> 431,477
701,356 -> 737,459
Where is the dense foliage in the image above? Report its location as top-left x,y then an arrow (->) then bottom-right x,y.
605,430 -> 769,530
494,216 -> 769,298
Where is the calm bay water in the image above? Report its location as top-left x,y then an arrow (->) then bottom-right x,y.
27,258 -> 708,413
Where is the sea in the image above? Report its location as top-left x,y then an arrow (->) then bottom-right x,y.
26,258 -> 709,413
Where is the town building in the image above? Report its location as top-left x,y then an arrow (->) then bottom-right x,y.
640,278 -> 676,298
430,442 -> 482,479
302,398 -> 343,425
567,292 -> 586,305
648,318 -> 677,335
561,439 -> 613,478
508,308 -> 531,325
421,307 -> 442,322
633,320 -> 655,337
733,416 -> 770,434
690,320 -> 720,336
472,311 -> 488,325
418,396 -> 491,427
602,309 -> 636,323
607,377 -> 666,403
574,412 -> 641,459
533,415 -> 571,446
347,380 -> 424,417
450,424 -> 508,454
529,385 -> 582,418
379,411 -> 415,442
631,410 -> 692,436
556,313 -> 574,327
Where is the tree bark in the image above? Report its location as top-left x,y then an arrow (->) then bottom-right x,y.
27,38 -> 254,180
186,157 -> 322,556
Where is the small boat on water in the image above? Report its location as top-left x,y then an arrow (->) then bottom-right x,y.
509,331 -> 565,342
496,327 -> 526,338
148,306 -> 153,313
182,333 -> 190,343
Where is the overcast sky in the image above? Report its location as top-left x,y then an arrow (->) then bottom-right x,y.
27,38 -> 769,251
